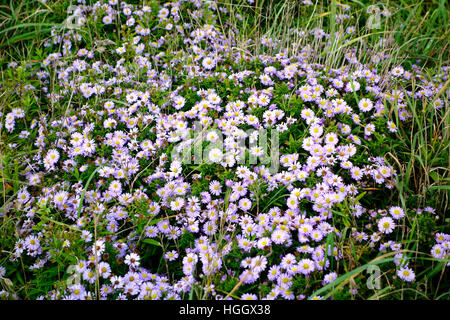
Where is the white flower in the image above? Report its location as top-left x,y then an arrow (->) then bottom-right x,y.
170,197 -> 185,211
124,253 -> 141,268
206,131 -> 220,143
397,267 -> 415,282
208,148 -> 223,163
309,124 -> 323,138
202,56 -> 215,70
358,98 -> 373,112
250,146 -> 264,157
389,206 -> 405,220
93,239 -> 105,256
378,217 -> 396,234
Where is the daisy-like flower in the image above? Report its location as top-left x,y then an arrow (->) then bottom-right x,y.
98,262 -> 111,279
434,232 -> 449,243
391,66 -> 404,77
17,188 -> 30,204
170,197 -> 185,211
239,198 -> 252,211
208,148 -> 223,163
246,114 -> 259,126
280,254 -> 297,270
173,96 -> 186,110
358,98 -> 373,112
164,250 -> 179,261
44,149 -> 60,169
393,252 -> 409,267
70,284 -> 86,300
432,98 -> 443,110
258,94 -> 270,106
324,132 -> 338,145
301,108 -> 315,121
28,173 -> 41,186
267,265 -> 281,281
271,229 -> 289,245
250,146 -> 264,157
207,93 -> 221,105
116,46 -> 126,55
109,180 -> 122,196
309,124 -> 323,138
397,267 -> 415,282
62,239 -> 71,248
81,230 -> 92,243
206,130 -> 220,143
25,235 -> 40,251
298,258 -> 315,275
310,229 -> 324,242
323,272 -> 337,284
251,255 -> 268,273
260,73 -> 273,86
286,196 -> 298,209
83,269 -> 97,284
387,121 -> 398,133
102,15 -> 113,25
54,190 -> 68,207
209,180 -> 222,196
378,217 -> 396,234
389,206 -> 405,220
125,253 -> 141,268
203,221 -> 218,236
93,239 -> 105,256
256,237 -> 271,250
350,166 -> 363,180
430,244 -> 445,259
232,182 -> 248,197
241,293 -> 258,300
202,56 -> 216,70
277,273 -> 293,288
365,123 -> 376,136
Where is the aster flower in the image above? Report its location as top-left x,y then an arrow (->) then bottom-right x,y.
277,272 -> 293,288
280,254 -> 297,270
209,180 -> 222,196
25,235 -> 40,251
389,206 -> 405,220
98,262 -> 111,279
170,197 -> 185,211
298,259 -> 315,275
202,56 -> 216,70
323,272 -> 338,284
430,244 -> 446,259
124,253 -> 141,269
271,229 -> 289,244
378,217 -> 396,234
309,124 -> 323,138
208,148 -> 223,163
238,198 -> 252,211
391,66 -> 404,77
397,267 -> 415,282
164,250 -> 179,261
387,121 -> 398,133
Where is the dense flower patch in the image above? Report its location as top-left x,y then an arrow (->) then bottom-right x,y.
0,0 -> 448,300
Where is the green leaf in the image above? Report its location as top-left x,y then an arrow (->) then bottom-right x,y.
143,239 -> 162,247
